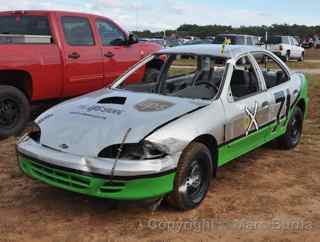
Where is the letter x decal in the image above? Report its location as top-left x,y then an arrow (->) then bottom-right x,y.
245,102 -> 259,136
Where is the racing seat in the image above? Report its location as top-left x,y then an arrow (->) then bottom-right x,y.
230,69 -> 253,98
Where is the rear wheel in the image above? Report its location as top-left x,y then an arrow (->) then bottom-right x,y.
166,142 -> 213,210
0,85 -> 30,139
277,107 -> 304,150
298,52 -> 304,62
282,51 -> 290,62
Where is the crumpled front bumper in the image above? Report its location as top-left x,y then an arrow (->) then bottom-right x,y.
17,138 -> 179,199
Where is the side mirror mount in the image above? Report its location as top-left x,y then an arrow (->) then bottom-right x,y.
127,34 -> 139,45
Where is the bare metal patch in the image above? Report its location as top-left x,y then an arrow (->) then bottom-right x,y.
135,99 -> 175,112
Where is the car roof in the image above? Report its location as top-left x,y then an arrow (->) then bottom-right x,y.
158,44 -> 265,59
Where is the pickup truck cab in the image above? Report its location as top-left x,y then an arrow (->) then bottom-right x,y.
265,36 -> 304,62
0,10 -> 161,139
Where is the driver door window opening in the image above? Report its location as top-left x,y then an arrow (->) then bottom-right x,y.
230,56 -> 260,100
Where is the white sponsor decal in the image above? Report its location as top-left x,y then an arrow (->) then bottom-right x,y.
245,102 -> 259,136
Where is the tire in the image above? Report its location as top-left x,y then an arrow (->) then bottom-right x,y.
282,52 -> 290,62
0,85 -> 30,139
143,68 -> 160,83
277,106 -> 304,150
298,52 -> 304,62
166,142 -> 213,210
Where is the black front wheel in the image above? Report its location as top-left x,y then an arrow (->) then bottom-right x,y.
277,106 -> 304,150
166,142 -> 213,210
0,85 -> 30,139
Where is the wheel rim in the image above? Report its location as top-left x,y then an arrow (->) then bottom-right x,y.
290,113 -> 302,144
0,97 -> 20,129
185,160 -> 208,204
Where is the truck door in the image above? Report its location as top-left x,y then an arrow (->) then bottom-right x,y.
95,18 -> 143,86
58,14 -> 104,97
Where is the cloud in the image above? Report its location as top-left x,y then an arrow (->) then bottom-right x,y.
0,0 -> 318,32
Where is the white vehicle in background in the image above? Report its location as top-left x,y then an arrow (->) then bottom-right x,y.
314,35 -> 320,49
265,36 -> 304,62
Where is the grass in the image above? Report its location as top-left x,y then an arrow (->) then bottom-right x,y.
287,61 -> 320,69
305,74 -> 320,121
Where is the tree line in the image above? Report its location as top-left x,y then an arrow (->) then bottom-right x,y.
133,24 -> 320,39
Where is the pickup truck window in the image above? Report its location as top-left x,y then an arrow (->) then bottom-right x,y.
61,16 -> 94,46
282,36 -> 290,44
96,19 -> 126,46
0,15 -> 51,35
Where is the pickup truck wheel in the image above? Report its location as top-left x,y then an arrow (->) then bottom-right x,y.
282,52 -> 290,62
166,142 -> 213,210
277,107 -> 303,150
0,85 -> 30,139
298,52 -> 304,62
143,68 -> 160,83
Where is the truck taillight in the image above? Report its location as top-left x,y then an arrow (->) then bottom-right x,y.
279,45 -> 283,51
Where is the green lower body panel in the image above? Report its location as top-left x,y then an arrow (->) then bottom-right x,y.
19,156 -> 175,200
218,118 -> 287,167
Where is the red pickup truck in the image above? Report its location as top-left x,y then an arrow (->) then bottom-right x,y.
0,10 -> 162,138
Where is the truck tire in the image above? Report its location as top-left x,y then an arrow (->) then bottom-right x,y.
277,106 -> 304,150
143,68 -> 160,83
0,85 -> 30,139
298,52 -> 304,62
282,51 -> 290,62
166,142 -> 213,210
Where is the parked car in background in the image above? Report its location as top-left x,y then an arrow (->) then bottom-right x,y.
264,36 -> 304,62
139,38 -> 167,48
0,10 -> 161,139
17,45 -> 309,210
302,37 -> 314,48
213,34 -> 260,46
182,38 -> 215,45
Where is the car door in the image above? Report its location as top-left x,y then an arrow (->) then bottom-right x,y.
57,14 -> 104,97
221,54 -> 273,162
251,52 -> 300,141
95,18 -> 143,86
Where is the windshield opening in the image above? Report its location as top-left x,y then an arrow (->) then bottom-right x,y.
113,53 -> 229,101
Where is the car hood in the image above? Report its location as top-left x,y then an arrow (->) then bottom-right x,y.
37,88 -> 210,157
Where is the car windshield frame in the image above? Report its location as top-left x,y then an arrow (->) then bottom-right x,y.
111,53 -> 230,102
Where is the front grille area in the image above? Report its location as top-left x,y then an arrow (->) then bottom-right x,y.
20,157 -> 126,195
25,160 -> 91,190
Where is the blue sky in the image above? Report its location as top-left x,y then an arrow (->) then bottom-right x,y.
0,0 -> 318,31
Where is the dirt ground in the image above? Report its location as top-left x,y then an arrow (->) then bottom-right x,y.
0,51 -> 320,242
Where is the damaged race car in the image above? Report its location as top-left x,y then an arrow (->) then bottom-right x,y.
17,45 -> 309,210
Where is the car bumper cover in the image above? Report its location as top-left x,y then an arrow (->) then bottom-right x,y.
19,155 -> 175,200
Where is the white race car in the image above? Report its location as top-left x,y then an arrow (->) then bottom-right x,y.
17,45 -> 309,210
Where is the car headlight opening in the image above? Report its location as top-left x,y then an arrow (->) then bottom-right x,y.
18,122 -> 41,144
98,141 -> 168,160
